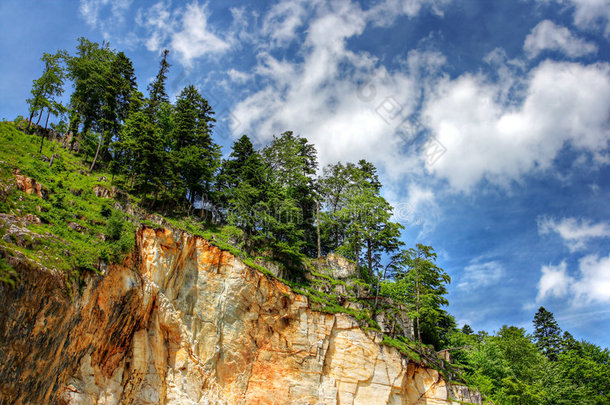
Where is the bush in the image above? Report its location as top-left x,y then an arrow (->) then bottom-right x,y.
106,210 -> 125,241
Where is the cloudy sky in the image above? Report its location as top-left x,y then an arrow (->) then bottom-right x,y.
1,0 -> 609,346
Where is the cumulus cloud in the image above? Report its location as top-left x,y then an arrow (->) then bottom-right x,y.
458,260 -> 505,290
534,0 -> 610,36
537,261 -> 572,300
261,0 -> 313,47
231,0 -> 452,178
137,1 -> 230,66
537,255 -> 610,304
170,3 -> 230,65
538,217 -> 610,251
524,20 -> 598,58
423,60 -> 610,191
573,254 -> 610,304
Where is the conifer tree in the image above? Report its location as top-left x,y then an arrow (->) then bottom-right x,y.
262,131 -> 318,257
533,306 -> 562,361
146,49 -> 170,121
171,85 -> 219,207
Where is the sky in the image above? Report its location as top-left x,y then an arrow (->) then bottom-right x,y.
1,0 -> 609,347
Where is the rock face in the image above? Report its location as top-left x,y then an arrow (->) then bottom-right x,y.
13,171 -> 46,198
0,228 -> 480,404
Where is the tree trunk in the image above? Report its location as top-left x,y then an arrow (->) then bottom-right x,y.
48,154 -> 55,168
27,110 -> 35,132
89,131 -> 104,173
38,109 -> 51,154
35,107 -> 45,127
367,239 -> 372,276
415,256 -> 422,351
316,201 -> 322,258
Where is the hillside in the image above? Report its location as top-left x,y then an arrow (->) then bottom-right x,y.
0,121 -> 482,404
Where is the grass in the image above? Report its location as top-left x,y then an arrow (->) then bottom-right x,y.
0,121 -> 135,284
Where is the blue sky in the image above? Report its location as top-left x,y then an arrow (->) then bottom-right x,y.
1,0 -> 610,347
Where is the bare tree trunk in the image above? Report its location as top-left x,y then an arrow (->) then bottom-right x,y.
89,131 -> 104,173
415,256 -> 422,352
316,201 -> 322,258
374,262 -> 391,314
48,154 -> 55,168
27,110 -> 35,132
35,107 -> 45,127
39,109 -> 51,154
367,239 -> 373,276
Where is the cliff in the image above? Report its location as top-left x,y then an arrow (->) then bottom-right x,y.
0,227 -> 481,404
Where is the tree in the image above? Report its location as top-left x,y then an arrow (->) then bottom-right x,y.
382,244 -> 451,349
66,38 -> 116,163
218,135 -> 272,237
146,49 -> 170,121
533,306 -> 562,361
462,324 -> 474,335
319,160 -> 402,278
262,131 -> 319,257
117,91 -> 165,199
171,85 -> 219,207
89,51 -> 137,172
26,51 -> 67,151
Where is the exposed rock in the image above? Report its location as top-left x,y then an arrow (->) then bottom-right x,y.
25,214 -> 41,224
13,171 -> 46,199
67,222 -> 87,233
325,252 -> 357,279
93,185 -> 116,198
0,227 -> 480,404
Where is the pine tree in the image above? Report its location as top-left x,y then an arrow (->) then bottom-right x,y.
533,306 -> 562,361
146,49 -> 170,121
262,131 -> 318,257
171,85 -> 219,207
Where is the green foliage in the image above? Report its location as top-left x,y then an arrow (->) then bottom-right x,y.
381,244 -> 451,349
319,160 -> 403,278
533,306 -> 562,361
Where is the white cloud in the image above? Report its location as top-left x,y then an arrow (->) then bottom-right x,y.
367,0 -> 452,26
573,254 -> 610,304
538,217 -> 610,251
227,69 -> 250,83
231,0 -> 452,178
537,261 -> 572,300
458,260 -> 505,290
524,20 -> 598,58
537,255 -> 610,304
534,0 -> 610,36
170,3 -> 230,66
80,0 -> 132,27
390,184 -> 440,234
423,60 -> 610,191
261,0 -> 313,47
137,1 -> 230,66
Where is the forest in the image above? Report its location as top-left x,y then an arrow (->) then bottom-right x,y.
2,37 -> 609,404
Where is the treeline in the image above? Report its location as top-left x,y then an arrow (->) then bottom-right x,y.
24,38 -> 409,269
451,307 -> 610,404
26,37 -> 452,348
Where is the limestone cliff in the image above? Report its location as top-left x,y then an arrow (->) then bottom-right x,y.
0,227 -> 481,404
